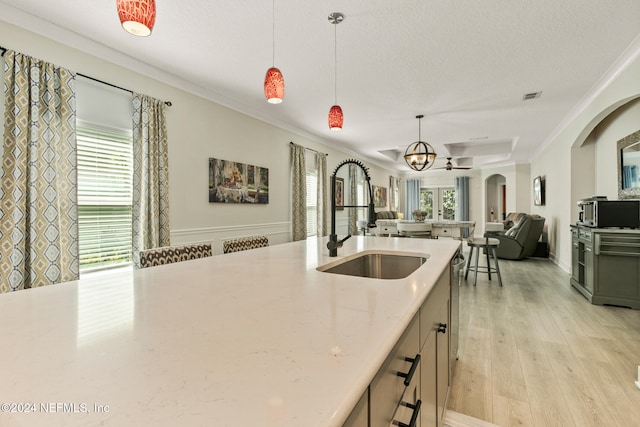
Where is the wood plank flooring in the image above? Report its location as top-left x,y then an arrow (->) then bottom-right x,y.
447,255 -> 640,427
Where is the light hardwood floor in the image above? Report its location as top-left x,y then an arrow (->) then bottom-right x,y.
448,255 -> 640,427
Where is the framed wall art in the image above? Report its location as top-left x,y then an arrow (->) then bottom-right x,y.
335,177 -> 344,210
533,176 -> 545,206
373,185 -> 387,208
209,158 -> 269,204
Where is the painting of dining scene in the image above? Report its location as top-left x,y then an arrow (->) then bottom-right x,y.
209,158 -> 269,204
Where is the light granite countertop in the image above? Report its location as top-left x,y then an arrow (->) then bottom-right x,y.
0,236 -> 460,427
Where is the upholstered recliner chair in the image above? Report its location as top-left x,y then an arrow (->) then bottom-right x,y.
493,214 -> 545,260
503,212 -> 526,230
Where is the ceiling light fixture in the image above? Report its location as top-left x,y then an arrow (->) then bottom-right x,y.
264,0 -> 284,104
404,115 -> 437,171
116,0 -> 156,37
435,157 -> 472,171
328,12 -> 344,131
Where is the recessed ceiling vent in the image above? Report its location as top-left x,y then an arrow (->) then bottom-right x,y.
522,91 -> 542,101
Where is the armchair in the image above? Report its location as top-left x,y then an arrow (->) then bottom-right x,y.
503,212 -> 526,230
492,215 -> 545,260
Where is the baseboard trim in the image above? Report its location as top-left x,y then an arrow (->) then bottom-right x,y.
444,410 -> 503,427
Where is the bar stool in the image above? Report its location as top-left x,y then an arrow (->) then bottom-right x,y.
465,231 -> 503,287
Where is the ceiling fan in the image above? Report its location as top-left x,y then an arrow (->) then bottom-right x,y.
435,157 -> 472,171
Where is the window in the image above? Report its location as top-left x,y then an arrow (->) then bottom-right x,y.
420,187 -> 455,220
441,188 -> 456,220
419,189 -> 434,219
306,171 -> 318,237
77,126 -> 133,272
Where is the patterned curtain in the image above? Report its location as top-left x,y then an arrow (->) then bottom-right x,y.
0,50 -> 78,292
405,179 -> 421,220
291,143 -> 306,241
132,93 -> 170,267
348,164 -> 358,234
389,175 -> 399,212
455,176 -> 470,237
316,152 -> 328,236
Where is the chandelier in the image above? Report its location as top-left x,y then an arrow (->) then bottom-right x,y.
404,115 -> 437,171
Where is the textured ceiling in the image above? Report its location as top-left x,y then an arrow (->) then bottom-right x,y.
2,0 -> 640,172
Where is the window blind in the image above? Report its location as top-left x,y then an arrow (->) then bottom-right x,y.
77,126 -> 133,271
306,171 -> 318,237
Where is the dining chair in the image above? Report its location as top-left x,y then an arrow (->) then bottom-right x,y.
138,243 -> 213,268
223,235 -> 269,254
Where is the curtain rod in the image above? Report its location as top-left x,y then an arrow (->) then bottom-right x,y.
77,73 -> 172,106
0,45 -> 172,107
289,141 -> 327,156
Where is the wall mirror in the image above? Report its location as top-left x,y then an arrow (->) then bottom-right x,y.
618,130 -> 640,199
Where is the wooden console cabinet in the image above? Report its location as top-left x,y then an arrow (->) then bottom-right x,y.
570,225 -> 640,309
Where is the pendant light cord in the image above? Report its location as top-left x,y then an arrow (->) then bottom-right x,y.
334,20 -> 338,104
272,0 -> 276,67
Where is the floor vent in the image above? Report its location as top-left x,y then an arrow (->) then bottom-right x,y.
522,91 -> 542,101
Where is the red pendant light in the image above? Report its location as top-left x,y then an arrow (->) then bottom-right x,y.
117,0 -> 156,37
328,105 -> 344,131
264,0 -> 284,103
264,68 -> 284,104
328,12 -> 344,131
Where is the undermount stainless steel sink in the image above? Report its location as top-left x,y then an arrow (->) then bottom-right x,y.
317,251 -> 429,279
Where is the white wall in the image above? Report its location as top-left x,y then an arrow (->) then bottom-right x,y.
592,98 -> 640,197
479,163 -> 530,225
401,168 -> 483,236
400,164 -> 531,238
532,48 -> 640,271
485,174 -> 505,221
0,22 -> 396,254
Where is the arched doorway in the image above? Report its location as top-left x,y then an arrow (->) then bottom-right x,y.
485,174 -> 506,222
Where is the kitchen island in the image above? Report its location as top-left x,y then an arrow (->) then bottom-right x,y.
0,236 -> 461,427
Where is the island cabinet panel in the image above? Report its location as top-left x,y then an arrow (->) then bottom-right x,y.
419,268 -> 450,427
436,302 -> 450,422
420,330 -> 437,427
369,316 -> 420,427
342,389 -> 368,427
341,256 -> 456,427
432,227 -> 460,239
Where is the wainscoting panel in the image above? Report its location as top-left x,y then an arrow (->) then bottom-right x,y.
171,222 -> 291,255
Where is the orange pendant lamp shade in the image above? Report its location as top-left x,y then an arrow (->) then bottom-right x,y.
328,105 -> 344,131
117,0 -> 156,37
264,67 -> 285,104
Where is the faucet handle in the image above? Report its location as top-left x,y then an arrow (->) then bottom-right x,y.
327,234 -> 351,253
339,234 -> 352,244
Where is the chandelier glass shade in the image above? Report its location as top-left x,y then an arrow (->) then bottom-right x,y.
264,67 -> 284,104
116,0 -> 156,37
328,105 -> 344,131
404,115 -> 437,171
